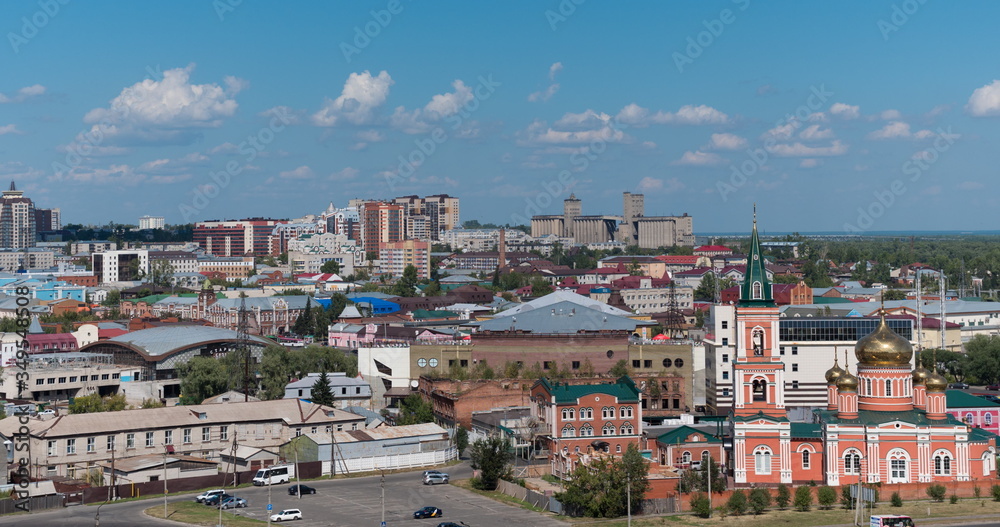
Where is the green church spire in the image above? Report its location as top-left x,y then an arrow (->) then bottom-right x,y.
739,204 -> 775,307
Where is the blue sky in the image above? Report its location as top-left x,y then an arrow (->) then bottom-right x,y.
1,1 -> 998,233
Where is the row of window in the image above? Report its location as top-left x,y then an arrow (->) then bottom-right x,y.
36,373 -> 118,385
633,358 -> 685,369
48,426 -> 227,456
561,406 -> 634,421
561,422 -> 634,437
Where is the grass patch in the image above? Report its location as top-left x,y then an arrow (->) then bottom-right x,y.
145,501 -> 266,526
453,478 -> 549,514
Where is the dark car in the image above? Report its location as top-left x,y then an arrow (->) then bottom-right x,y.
287,484 -> 316,496
977,394 -> 1000,404
414,506 -> 443,519
949,382 -> 970,390
203,493 -> 232,506
437,523 -> 469,527
986,384 -> 1000,391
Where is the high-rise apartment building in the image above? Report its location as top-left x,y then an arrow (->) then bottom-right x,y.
392,194 -> 460,240
0,182 -> 36,249
379,240 -> 431,279
359,201 -> 404,252
194,218 -> 288,257
92,250 -> 149,284
34,208 -> 61,233
139,216 -> 166,230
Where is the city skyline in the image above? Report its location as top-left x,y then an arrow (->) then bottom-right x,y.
2,2 -> 999,232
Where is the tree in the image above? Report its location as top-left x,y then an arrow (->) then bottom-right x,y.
454,426 -> 469,458
140,398 -> 164,409
882,289 -> 907,301
292,298 -> 314,336
393,264 -> 419,297
694,272 -> 718,301
775,483 -> 791,509
328,293 -> 349,319
626,259 -> 642,276
817,486 -> 837,509
555,445 -> 648,517
148,259 -> 176,287
727,489 -> 748,516
69,393 -> 128,414
319,260 -> 341,275
926,484 -> 947,502
794,485 -> 813,511
609,359 -> 631,378
178,356 -> 229,402
101,289 -> 121,307
528,276 -> 553,296
749,487 -> 771,515
469,435 -> 513,490
690,492 -> 712,518
396,394 -> 434,425
891,491 -> 903,507
964,335 -> 1000,384
310,371 -> 335,407
259,345 -> 293,400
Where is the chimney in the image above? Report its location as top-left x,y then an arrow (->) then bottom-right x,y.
498,228 -> 506,271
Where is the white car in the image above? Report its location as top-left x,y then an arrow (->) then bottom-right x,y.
38,409 -> 56,416
195,489 -> 225,503
270,508 -> 302,522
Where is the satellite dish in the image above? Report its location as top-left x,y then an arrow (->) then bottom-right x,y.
409,380 -> 419,389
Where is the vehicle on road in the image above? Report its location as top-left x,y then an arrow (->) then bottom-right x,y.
38,409 -> 56,416
986,384 -> 1000,391
422,470 -> 444,477
269,508 -> 303,522
195,489 -> 225,503
870,514 -> 915,527
948,382 -> 970,389
220,496 -> 247,509
423,472 -> 450,485
288,484 -> 316,496
414,506 -> 443,519
203,493 -> 232,506
253,464 -> 294,486
976,394 -> 1000,404
437,523 -> 469,527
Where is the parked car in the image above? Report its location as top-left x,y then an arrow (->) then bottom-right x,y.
269,508 -> 302,522
424,472 -> 450,485
422,470 -> 444,478
949,382 -> 970,390
977,394 -> 1000,404
414,506 -> 443,519
288,484 -> 316,496
986,384 -> 1000,391
437,523 -> 469,527
220,496 -> 247,509
38,409 -> 56,416
195,489 -> 226,503
203,493 -> 232,506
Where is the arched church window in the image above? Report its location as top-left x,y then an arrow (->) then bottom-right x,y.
752,281 -> 763,300
886,379 -> 892,397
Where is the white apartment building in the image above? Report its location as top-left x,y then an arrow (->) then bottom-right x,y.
138,216 -> 165,230
148,251 -> 199,274
92,250 -> 150,284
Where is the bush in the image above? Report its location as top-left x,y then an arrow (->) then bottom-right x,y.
749,487 -> 771,515
950,494 -> 959,504
992,484 -> 1000,502
690,492 -> 712,518
794,485 -> 813,511
726,490 -> 748,516
891,491 -> 903,507
973,485 -> 981,499
926,484 -> 947,502
817,486 -> 837,509
841,485 -> 855,509
775,483 -> 791,509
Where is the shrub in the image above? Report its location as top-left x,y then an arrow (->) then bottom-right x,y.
991,484 -> 1000,502
749,487 -> 771,515
775,483 -> 791,509
817,486 -> 837,509
926,484 -> 947,502
891,491 -> 903,507
794,485 -> 813,511
950,494 -> 959,504
973,485 -> 981,499
690,492 -> 712,518
841,485 -> 855,509
727,490 -> 748,516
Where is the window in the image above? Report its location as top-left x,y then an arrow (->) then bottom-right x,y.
791,363 -> 798,372
663,358 -> 672,368
620,406 -> 633,418
602,407 -> 615,419
644,360 -> 652,368
780,346 -> 785,355
753,446 -> 771,474
632,360 -> 641,368
885,379 -> 892,397
674,358 -> 684,368
165,430 -> 173,445
602,423 -> 616,435
682,451 -> 692,464
561,425 -> 575,438
561,408 -> 575,421
543,361 -> 553,370
87,437 -> 95,453
202,427 -> 211,442
721,321 -> 728,329
844,451 -> 861,474
722,354 -> 729,363
126,433 -> 135,449
934,452 -> 952,475
220,426 -> 228,441
106,435 -> 115,451
580,424 -> 594,437
66,439 -> 76,455
580,407 -> 593,419
792,346 -> 798,355
965,412 -> 975,425
986,413 -> 993,425
183,428 -> 192,444
866,378 -> 872,395
146,432 -> 155,447
616,445 -> 622,453
723,388 -> 730,397
752,281 -> 762,299
571,361 -> 580,370
47,440 -> 56,457
792,380 -> 799,389
890,458 -> 907,482
722,338 -> 729,346
620,422 -> 634,435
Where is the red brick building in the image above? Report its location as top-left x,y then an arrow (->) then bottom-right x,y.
417,377 -> 532,429
194,218 -> 288,256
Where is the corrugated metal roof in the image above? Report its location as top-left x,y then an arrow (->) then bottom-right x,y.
492,291 -> 632,318
103,326 -> 273,357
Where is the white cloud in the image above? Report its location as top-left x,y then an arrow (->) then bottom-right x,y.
357,130 -> 384,143
0,161 -> 43,180
0,84 -> 46,104
966,80 -> 1000,117
768,140 -> 848,157
638,176 -> 685,193
867,121 -> 934,140
138,152 -> 209,175
548,62 -> 563,81
555,109 -> 611,130
760,122 -> 796,141
672,150 -> 725,166
616,103 -> 729,126
959,181 -> 985,190
209,142 -> 240,155
829,102 -> 860,119
880,109 -> 902,120
922,185 -> 942,196
312,70 -> 394,126
279,166 -> 314,179
390,79 -> 474,133
259,106 -> 303,125
518,117 -> 626,146
52,164 -> 147,185
529,62 -> 563,103
798,124 -> 834,141
708,132 -> 747,150
799,158 -> 821,168
330,167 -> 359,181
0,124 -> 22,135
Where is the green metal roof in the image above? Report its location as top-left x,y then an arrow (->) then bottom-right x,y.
738,211 -> 775,308
536,376 -> 640,404
945,389 -> 1000,408
969,427 -> 1000,443
790,422 -> 822,438
817,409 -> 965,427
656,425 -> 722,445
410,309 -> 459,319
814,297 -> 858,304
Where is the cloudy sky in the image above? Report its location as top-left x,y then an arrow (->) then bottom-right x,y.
2,1 -> 999,232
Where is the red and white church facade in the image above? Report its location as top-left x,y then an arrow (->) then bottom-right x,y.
729,214 -> 997,486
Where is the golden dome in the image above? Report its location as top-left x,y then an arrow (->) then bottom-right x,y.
837,371 -> 859,392
912,366 -> 931,385
926,372 -> 948,392
825,362 -> 846,384
855,313 -> 913,366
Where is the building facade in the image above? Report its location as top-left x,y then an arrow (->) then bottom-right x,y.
0,181 -> 35,249
138,216 -> 165,230
379,240 -> 431,279
194,218 -> 288,256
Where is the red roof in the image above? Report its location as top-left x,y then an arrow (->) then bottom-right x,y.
656,255 -> 699,264
295,273 -> 343,282
98,328 -> 128,339
674,267 -> 714,276
695,245 -> 732,252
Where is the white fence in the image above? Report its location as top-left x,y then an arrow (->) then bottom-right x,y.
322,447 -> 457,475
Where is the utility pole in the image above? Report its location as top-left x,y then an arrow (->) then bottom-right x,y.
706,453 -> 712,518
163,448 -> 168,519
626,474 -> 631,527
267,476 -> 272,526
294,448 -> 301,500
380,470 -> 385,526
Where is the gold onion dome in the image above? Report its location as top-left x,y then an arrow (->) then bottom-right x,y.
912,365 -> 931,385
925,371 -> 948,392
837,370 -> 859,392
825,358 -> 846,384
855,312 -> 913,366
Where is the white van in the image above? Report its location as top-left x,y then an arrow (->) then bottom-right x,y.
252,464 -> 295,486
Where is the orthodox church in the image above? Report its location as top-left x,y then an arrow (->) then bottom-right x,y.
729,212 -> 997,485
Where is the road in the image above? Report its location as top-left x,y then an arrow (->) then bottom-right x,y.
0,462 -> 568,527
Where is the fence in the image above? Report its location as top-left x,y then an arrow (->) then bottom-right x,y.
0,494 -> 65,515
322,448 -> 457,475
496,479 -> 550,510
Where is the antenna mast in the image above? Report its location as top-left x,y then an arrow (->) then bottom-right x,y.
238,294 -> 251,401
915,270 -> 923,359
939,271 -> 946,352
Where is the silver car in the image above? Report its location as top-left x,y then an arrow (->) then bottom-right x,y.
423,472 -> 450,485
